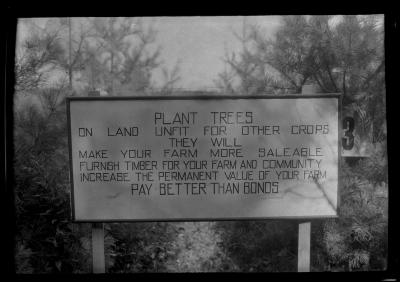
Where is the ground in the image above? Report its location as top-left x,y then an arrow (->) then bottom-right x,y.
164,222 -> 231,272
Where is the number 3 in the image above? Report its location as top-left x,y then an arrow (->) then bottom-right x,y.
342,117 -> 355,150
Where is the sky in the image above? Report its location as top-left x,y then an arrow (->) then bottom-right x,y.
16,15 -> 384,92
148,16 -> 281,90
16,16 -> 282,91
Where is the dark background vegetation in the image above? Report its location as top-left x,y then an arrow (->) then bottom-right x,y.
9,15 -> 389,273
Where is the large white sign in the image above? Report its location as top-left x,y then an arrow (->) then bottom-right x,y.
67,96 -> 340,221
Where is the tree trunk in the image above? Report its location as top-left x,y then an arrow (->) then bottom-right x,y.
110,52 -> 114,95
68,17 -> 73,91
69,68 -> 73,90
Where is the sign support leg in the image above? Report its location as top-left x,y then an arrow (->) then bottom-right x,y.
297,86 -> 316,272
92,223 -> 105,273
298,221 -> 311,272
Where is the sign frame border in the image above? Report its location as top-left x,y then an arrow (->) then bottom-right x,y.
67,94 -> 342,223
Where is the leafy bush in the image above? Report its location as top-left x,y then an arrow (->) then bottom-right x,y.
167,222 -> 236,272
14,89 -> 92,273
215,143 -> 388,272
215,220 -> 298,272
321,146 -> 388,271
106,222 -> 179,273
13,88 -> 195,273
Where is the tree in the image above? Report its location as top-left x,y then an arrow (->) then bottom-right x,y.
14,80 -> 93,273
214,19 -> 294,95
215,15 -> 387,271
15,21 -> 64,92
216,15 -> 385,141
118,22 -> 161,94
90,17 -> 161,95
78,42 -> 108,91
328,16 -> 385,142
250,16 -> 316,94
13,17 -> 184,274
57,18 -> 94,92
156,60 -> 181,95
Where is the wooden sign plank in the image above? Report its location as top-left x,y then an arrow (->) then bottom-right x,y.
298,222 -> 311,272
92,223 -> 105,273
67,95 -> 340,221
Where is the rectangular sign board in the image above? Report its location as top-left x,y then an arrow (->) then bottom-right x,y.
67,95 -> 340,221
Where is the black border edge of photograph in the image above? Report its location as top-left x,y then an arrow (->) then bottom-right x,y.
3,6 -> 399,282
4,6 -> 18,280
384,11 -> 399,281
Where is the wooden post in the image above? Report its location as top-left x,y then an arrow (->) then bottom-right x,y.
92,223 -> 105,273
297,84 -> 316,272
298,221 -> 311,272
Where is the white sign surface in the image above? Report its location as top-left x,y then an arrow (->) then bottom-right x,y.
68,96 -> 339,221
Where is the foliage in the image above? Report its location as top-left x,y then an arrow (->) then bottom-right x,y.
306,145 -> 388,272
78,43 -> 108,91
14,242 -> 34,274
215,15 -> 386,142
327,147 -> 387,271
15,27 -> 65,91
56,18 -> 95,90
13,85 -> 93,273
90,17 -> 161,95
156,61 -> 182,95
166,222 -> 236,272
217,16 -> 384,94
16,18 -> 181,95
13,17 -> 184,274
106,222 -> 178,272
214,144 -> 388,272
215,221 -> 298,272
214,15 -> 387,272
